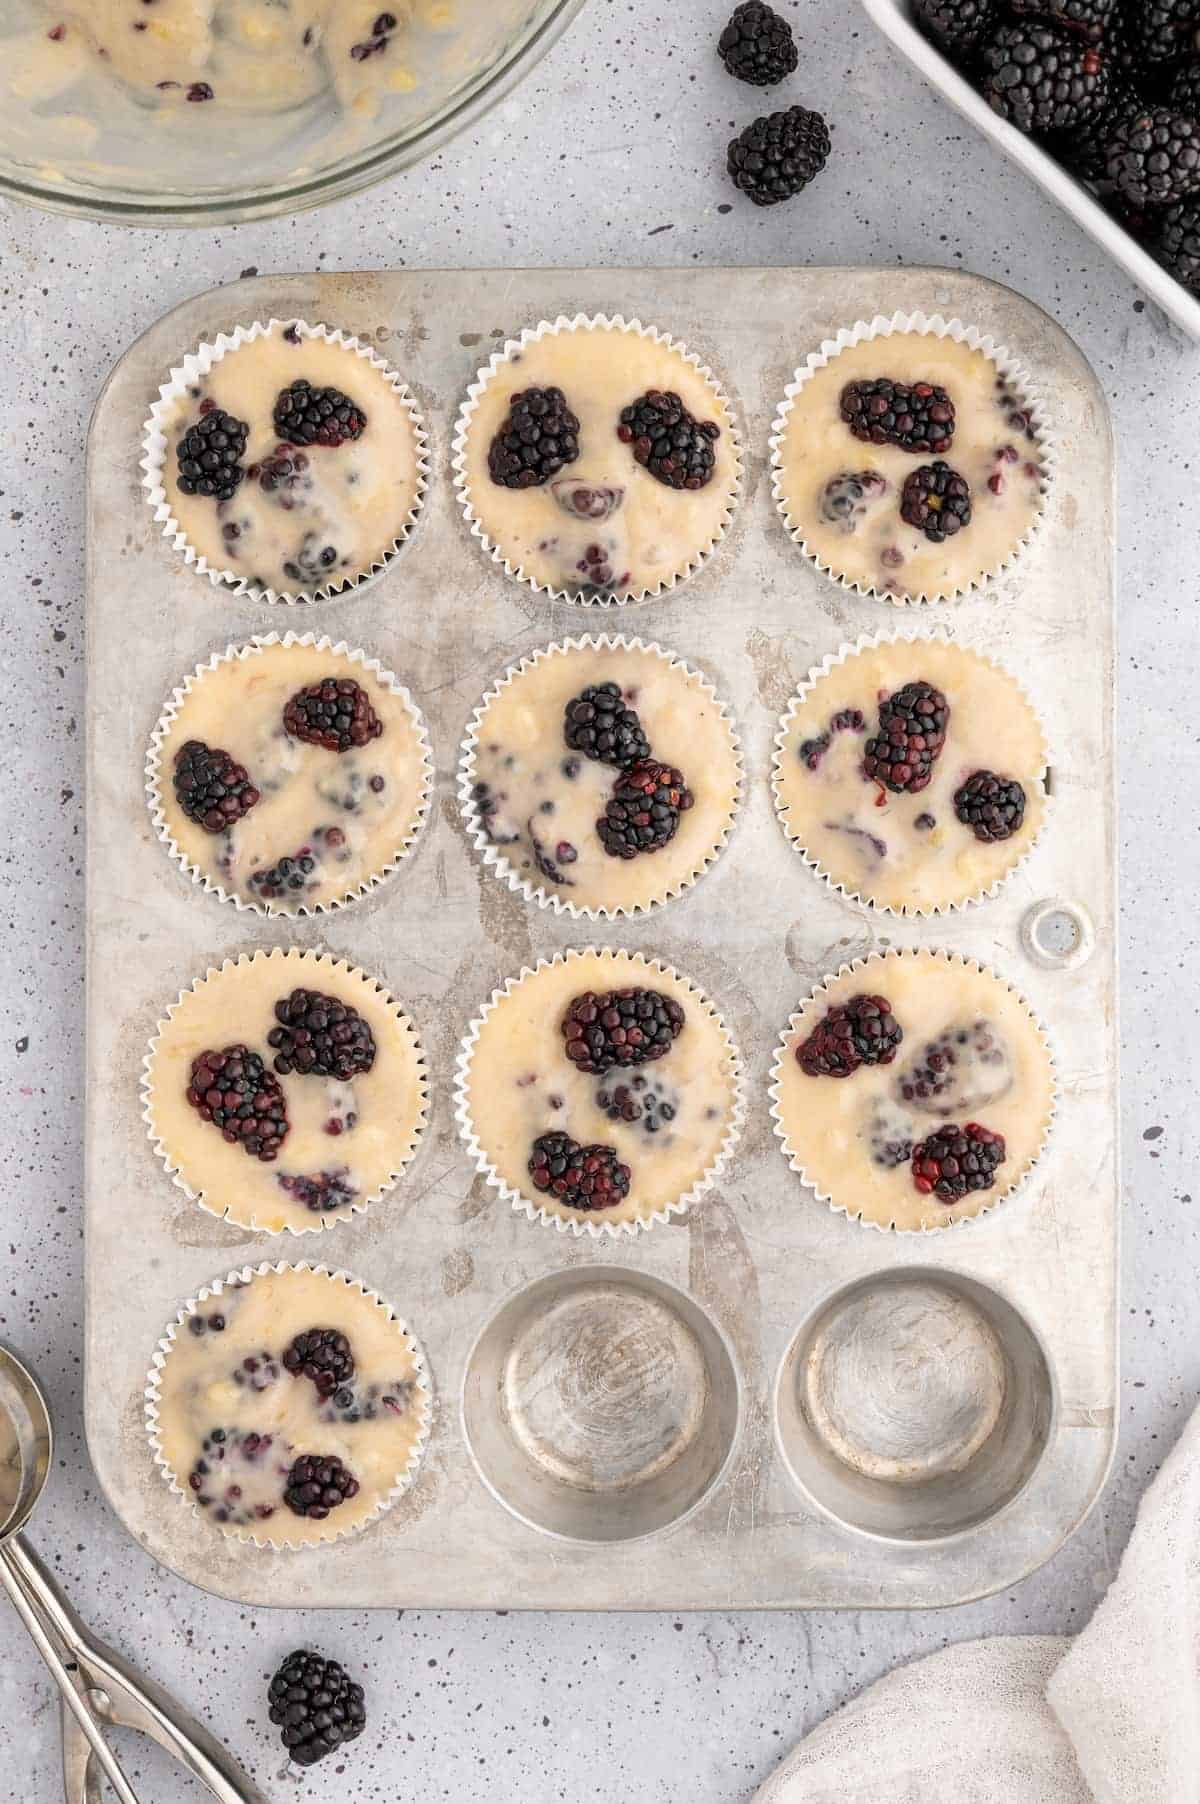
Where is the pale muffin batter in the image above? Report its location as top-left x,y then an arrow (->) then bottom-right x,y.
465,641 -> 741,914
156,321 -> 422,598
773,639 -> 1048,913
773,950 -> 1055,1231
460,950 -> 741,1230
151,637 -> 429,914
458,324 -> 740,600
145,949 -> 428,1233
774,332 -> 1045,601
151,1264 -> 428,1546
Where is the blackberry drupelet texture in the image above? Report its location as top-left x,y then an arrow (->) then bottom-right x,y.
273,379 -> 367,448
185,1047 -> 290,1161
795,995 -> 904,1079
911,1122 -> 1007,1202
267,988 -> 377,1081
283,1328 -> 356,1399
900,462 -> 973,543
718,2 -> 799,84
268,1650 -> 367,1767
561,988 -> 686,1074
840,378 -> 956,453
862,681 -> 950,794
1157,198 -> 1200,289
487,387 -> 580,488
914,0 -> 995,55
980,22 -> 1109,133
953,770 -> 1028,841
727,105 -> 831,205
528,1133 -> 633,1211
283,678 -> 383,753
283,1454 -> 360,1519
175,405 -> 249,502
172,740 -> 260,833
1105,106 -> 1200,204
597,759 -> 694,857
563,683 -> 651,768
617,391 -> 722,490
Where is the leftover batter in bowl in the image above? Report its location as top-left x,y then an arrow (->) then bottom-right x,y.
454,316 -> 741,603
461,638 -> 742,915
771,949 -> 1055,1231
144,948 -> 428,1234
771,319 -> 1048,602
146,319 -> 425,601
772,636 -> 1049,913
148,634 -> 431,915
457,949 -> 743,1234
147,1262 -> 430,1548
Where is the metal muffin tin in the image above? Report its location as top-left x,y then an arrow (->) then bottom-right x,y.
84,267 -> 1117,1609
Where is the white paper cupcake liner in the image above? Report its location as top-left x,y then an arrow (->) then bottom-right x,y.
142,947 -> 430,1236
145,1260 -> 433,1550
768,311 -> 1057,606
145,630 -> 433,918
458,635 -> 744,918
451,313 -> 743,608
770,626 -> 1054,917
768,948 -> 1058,1234
141,318 -> 428,606
454,947 -> 746,1238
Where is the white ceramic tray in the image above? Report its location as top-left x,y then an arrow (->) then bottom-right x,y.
863,0 -> 1200,341
84,266 -> 1118,1609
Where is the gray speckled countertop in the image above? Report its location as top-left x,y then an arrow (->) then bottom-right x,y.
0,1 -> 1195,1798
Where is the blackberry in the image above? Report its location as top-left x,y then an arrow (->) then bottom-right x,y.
172,739 -> 260,833
718,2 -> 798,85
175,404 -> 249,502
563,682 -> 651,767
818,470 -> 889,535
283,1328 -> 355,1399
953,770 -> 1027,841
1139,1 -> 1200,65
1009,0 -> 1117,44
980,23 -> 1109,134
186,1046 -> 289,1161
727,104 -> 831,205
597,758 -> 694,858
528,1133 -> 632,1212
862,681 -> 950,794
864,1099 -> 917,1169
277,1169 -> 358,1213
1157,197 -> 1200,290
795,994 -> 903,1079
487,387 -> 580,488
268,1650 -> 366,1768
895,1019 -> 1013,1117
799,707 -> 865,771
248,849 -> 320,899
617,390 -> 721,490
913,0 -> 994,56
284,1453 -> 360,1519
268,988 -> 377,1080
1106,105 -> 1200,203
273,379 -> 367,448
911,1122 -> 1007,1202
1058,87 -> 1144,183
251,445 -> 310,494
900,461 -> 973,542
839,378 -> 956,453
561,987 -> 686,1074
1170,58 -> 1200,113
283,678 -> 382,753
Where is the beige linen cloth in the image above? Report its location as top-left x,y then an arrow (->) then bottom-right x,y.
754,1402 -> 1200,1804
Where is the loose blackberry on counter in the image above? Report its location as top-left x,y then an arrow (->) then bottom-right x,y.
273,379 -> 367,449
913,0 -> 995,56
795,995 -> 904,1079
617,390 -> 722,490
840,377 -> 956,453
718,1 -> 799,85
175,405 -> 248,502
727,104 -> 831,205
597,758 -> 694,858
954,770 -> 1027,841
268,988 -> 377,1080
1105,105 -> 1200,204
487,386 -> 580,488
980,22 -> 1110,133
283,677 -> 383,753
900,462 -> 973,543
268,1650 -> 367,1767
528,1132 -> 632,1211
561,988 -> 686,1074
563,683 -> 651,768
172,740 -> 260,833
862,681 -> 950,795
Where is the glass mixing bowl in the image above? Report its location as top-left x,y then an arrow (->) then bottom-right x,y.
0,0 -> 587,225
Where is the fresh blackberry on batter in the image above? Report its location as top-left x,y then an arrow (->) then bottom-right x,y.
796,994 -> 903,1079
267,988 -> 377,1081
273,379 -> 367,448
954,770 -> 1027,841
563,683 -> 651,768
839,378 -> 956,453
727,104 -> 831,205
283,1454 -> 360,1519
172,740 -> 260,833
913,0 -> 995,55
818,471 -> 889,535
980,22 -> 1109,133
185,1046 -> 290,1161
527,1132 -> 632,1211
900,462 -> 973,543
561,987 -> 686,1074
283,1329 -> 356,1400
617,390 -> 722,490
487,387 -> 580,488
268,1650 -> 367,1768
283,678 -> 383,753
597,758 -> 694,858
862,681 -> 950,794
911,1122 -> 1007,1202
718,1 -> 798,85
1105,106 -> 1200,205
175,404 -> 249,502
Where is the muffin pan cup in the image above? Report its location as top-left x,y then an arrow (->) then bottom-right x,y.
86,267 -> 1117,1610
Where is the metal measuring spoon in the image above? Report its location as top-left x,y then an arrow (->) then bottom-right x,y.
0,1341 -> 266,1803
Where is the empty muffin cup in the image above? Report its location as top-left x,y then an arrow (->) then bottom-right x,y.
773,1267 -> 1054,1542
461,1266 -> 741,1543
